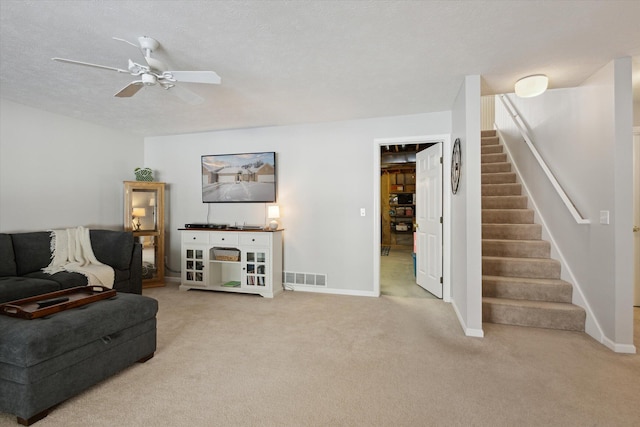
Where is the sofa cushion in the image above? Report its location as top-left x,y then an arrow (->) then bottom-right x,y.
11,232 -> 53,276
90,230 -> 134,271
113,268 -> 130,284
0,235 -> 17,277
23,271 -> 87,289
0,293 -> 158,368
0,277 -> 60,304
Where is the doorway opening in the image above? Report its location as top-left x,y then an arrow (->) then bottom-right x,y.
380,142 -> 434,298
372,135 -> 452,300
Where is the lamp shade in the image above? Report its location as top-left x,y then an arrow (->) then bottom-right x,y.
132,208 -> 146,217
515,74 -> 548,98
267,205 -> 280,219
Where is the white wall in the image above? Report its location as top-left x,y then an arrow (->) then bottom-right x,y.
145,113 -> 451,294
450,75 -> 483,337
494,58 -> 635,352
0,99 -> 144,232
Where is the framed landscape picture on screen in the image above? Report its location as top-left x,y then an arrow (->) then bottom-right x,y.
201,152 -> 277,203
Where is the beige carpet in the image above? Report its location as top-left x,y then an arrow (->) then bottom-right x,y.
1,285 -> 639,426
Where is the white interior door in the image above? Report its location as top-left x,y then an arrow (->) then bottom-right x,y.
416,143 -> 442,298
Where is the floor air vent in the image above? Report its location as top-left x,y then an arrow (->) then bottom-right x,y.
283,271 -> 327,287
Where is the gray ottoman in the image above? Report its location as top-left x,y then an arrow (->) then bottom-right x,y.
0,292 -> 157,425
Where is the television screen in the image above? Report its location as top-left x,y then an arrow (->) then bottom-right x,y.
201,152 -> 277,203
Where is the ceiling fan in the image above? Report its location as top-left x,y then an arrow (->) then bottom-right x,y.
52,36 -> 221,104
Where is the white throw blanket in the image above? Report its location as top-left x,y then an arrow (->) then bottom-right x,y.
43,226 -> 115,288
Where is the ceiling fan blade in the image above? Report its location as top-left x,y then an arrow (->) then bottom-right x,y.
168,84 -> 205,105
167,70 -> 221,85
114,81 -> 144,98
52,58 -> 129,74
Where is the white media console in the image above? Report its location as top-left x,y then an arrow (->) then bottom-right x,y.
179,229 -> 283,298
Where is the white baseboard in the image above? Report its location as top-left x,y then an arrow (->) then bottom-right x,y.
284,285 -> 378,297
451,299 -> 484,338
602,336 -> 637,354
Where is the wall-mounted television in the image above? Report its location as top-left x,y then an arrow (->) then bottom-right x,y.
201,152 -> 277,203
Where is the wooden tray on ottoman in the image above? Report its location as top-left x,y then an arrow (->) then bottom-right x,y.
0,286 -> 116,320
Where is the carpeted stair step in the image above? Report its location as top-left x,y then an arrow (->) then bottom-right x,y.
482,183 -> 522,196
481,153 -> 508,163
482,195 -> 528,209
481,172 -> 516,184
482,239 -> 550,258
482,162 -> 511,174
481,130 -> 496,137
482,297 -> 585,331
481,145 -> 503,155
482,275 -> 572,303
482,256 -> 561,279
483,223 -> 542,240
481,136 -> 499,146
482,209 -> 534,224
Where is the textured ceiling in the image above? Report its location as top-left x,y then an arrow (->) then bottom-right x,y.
1,0 -> 639,136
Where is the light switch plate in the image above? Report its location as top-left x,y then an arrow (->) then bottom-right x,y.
599,210 -> 610,225
360,208 -> 366,217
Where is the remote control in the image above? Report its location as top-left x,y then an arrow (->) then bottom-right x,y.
36,297 -> 70,308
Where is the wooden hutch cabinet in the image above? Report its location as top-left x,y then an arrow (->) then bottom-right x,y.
123,181 -> 165,288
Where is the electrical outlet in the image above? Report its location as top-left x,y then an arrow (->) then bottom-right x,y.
360,208 -> 366,217
599,210 -> 610,225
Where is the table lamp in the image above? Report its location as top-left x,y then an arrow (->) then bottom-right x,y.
267,205 -> 280,230
132,208 -> 146,231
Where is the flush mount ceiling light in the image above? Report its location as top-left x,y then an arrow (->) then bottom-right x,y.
514,74 -> 549,98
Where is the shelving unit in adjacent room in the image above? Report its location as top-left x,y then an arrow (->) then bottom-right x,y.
381,170 -> 415,246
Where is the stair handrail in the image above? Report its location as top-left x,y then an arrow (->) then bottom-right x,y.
497,94 -> 590,224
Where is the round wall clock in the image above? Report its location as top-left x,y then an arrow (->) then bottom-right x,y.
451,138 -> 461,194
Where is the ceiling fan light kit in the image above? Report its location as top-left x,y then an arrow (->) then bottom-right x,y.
142,74 -> 157,85
52,36 -> 220,104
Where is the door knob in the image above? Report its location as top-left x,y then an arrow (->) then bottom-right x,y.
634,226 -> 639,232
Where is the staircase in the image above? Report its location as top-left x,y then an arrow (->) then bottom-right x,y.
481,130 -> 586,331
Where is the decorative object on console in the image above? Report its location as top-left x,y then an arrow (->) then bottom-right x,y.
134,167 -> 154,181
184,223 -> 228,229
267,205 -> 280,230
201,152 -> 276,203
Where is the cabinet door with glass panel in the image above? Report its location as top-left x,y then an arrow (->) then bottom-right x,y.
242,248 -> 268,290
183,246 -> 207,287
123,181 -> 165,287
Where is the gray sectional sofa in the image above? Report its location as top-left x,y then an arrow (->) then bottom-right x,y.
0,229 -> 142,303
0,230 -> 157,425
